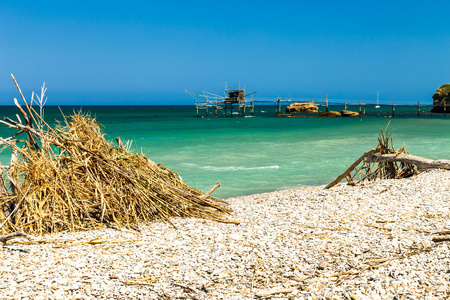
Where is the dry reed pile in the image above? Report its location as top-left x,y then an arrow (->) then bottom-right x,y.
0,76 -> 230,235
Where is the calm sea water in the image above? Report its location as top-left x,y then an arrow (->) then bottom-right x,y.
0,105 -> 448,199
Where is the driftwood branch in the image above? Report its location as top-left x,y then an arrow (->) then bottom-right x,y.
0,131 -> 25,146
3,117 -> 41,137
325,124 -> 447,189
201,182 -> 221,199
325,146 -> 380,189
364,154 -> 450,171
14,98 -> 30,126
2,117 -> 41,150
11,74 -> 29,107
11,74 -> 35,128
0,231 -> 33,245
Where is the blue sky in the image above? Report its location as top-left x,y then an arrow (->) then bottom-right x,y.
1,0 -> 449,105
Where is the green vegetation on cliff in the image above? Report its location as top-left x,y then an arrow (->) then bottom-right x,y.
438,84 -> 450,92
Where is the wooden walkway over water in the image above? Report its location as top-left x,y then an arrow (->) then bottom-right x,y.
186,85 -> 445,117
193,95 -> 441,118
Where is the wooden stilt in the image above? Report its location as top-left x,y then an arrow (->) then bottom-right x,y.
196,96 -> 199,117
278,98 -> 281,115
288,95 -> 291,113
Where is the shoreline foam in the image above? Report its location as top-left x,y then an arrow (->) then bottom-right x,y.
1,170 -> 450,299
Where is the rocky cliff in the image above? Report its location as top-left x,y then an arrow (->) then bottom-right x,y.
285,102 -> 319,113
431,84 -> 450,113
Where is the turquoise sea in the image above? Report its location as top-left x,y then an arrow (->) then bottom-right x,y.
0,105 -> 448,199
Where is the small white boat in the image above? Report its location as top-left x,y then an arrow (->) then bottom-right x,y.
375,91 -> 380,108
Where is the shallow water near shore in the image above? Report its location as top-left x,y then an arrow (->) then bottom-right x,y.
0,105 -> 448,199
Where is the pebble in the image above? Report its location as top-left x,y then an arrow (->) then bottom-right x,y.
318,262 -> 327,270
1,169 -> 450,299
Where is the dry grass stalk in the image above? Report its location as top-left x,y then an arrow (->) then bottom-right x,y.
0,76 -> 231,235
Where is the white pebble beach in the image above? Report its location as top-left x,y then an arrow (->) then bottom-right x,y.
1,169 -> 450,299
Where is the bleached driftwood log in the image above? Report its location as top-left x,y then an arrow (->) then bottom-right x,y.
364,154 -> 450,171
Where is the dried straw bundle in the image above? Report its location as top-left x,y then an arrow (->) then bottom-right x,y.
0,77 -> 230,235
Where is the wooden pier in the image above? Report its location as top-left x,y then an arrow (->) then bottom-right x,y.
187,88 -> 438,118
